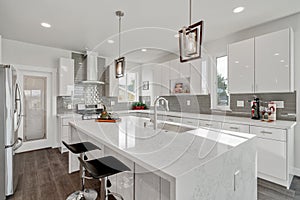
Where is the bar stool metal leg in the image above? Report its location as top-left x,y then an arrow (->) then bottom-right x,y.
66,153 -> 98,200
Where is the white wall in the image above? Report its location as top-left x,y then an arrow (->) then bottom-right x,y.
2,39 -> 71,68
205,13 -> 300,172
0,35 -> 2,63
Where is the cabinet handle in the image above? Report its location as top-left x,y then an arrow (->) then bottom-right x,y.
261,131 -> 272,134
229,127 -> 239,130
205,123 -> 211,126
187,121 -> 193,124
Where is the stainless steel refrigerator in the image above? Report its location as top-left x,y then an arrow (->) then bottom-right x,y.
0,65 -> 23,199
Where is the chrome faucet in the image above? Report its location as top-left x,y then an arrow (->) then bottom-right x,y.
153,96 -> 169,130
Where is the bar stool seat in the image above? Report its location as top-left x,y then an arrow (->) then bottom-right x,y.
62,141 -> 99,154
62,141 -> 101,200
78,156 -> 130,200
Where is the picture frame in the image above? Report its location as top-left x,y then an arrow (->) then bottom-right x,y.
142,81 -> 149,90
170,77 -> 190,94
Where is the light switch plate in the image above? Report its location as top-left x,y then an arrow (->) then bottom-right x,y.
237,100 -> 244,107
111,101 -> 115,106
67,104 -> 72,110
187,100 -> 191,106
273,101 -> 284,108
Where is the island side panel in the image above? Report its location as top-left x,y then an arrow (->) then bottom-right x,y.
176,138 -> 257,200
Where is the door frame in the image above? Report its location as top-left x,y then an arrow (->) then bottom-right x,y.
14,65 -> 57,153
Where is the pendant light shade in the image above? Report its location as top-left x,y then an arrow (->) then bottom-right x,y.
115,11 -> 125,78
178,0 -> 203,63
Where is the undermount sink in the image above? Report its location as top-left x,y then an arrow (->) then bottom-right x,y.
158,123 -> 195,133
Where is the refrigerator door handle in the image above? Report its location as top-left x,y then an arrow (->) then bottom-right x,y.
14,83 -> 23,133
13,137 -> 23,151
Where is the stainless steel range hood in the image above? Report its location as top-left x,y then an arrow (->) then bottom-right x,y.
81,51 -> 105,84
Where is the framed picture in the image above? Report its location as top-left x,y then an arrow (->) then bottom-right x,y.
142,81 -> 149,90
170,77 -> 190,94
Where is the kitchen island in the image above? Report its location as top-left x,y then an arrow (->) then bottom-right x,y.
68,116 -> 257,200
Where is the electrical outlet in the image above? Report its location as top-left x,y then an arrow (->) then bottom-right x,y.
273,101 -> 284,108
143,100 -> 146,104
237,100 -> 244,107
161,100 -> 164,105
187,100 -> 191,106
67,104 -> 72,110
111,101 -> 115,106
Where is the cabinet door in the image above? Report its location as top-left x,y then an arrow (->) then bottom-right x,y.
135,165 -> 160,200
58,58 -> 74,96
255,29 -> 291,93
221,123 -> 249,133
256,138 -> 286,180
104,147 -> 134,200
228,38 -> 255,93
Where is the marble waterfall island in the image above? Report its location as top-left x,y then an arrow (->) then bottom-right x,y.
68,116 -> 257,200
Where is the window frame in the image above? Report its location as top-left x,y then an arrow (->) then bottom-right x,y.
213,55 -> 230,111
118,72 -> 139,102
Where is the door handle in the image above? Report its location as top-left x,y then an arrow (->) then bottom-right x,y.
13,138 -> 23,151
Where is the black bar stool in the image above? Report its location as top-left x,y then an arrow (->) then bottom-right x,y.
78,156 -> 131,200
62,141 -> 101,200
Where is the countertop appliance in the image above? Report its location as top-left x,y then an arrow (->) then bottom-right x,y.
76,103 -> 103,120
0,65 -> 23,198
251,97 -> 260,120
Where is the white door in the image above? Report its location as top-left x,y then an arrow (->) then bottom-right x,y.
17,70 -> 52,152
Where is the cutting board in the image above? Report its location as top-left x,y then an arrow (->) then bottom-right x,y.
95,118 -> 121,123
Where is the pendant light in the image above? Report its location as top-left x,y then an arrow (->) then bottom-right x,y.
178,0 -> 203,63
115,11 -> 125,78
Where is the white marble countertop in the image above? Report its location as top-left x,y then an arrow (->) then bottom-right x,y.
116,110 -> 296,130
70,116 -> 255,179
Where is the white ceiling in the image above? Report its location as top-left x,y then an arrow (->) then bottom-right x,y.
0,0 -> 300,58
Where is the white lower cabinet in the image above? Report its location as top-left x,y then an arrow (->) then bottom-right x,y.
57,115 -> 81,153
103,147 -> 134,200
250,126 -> 293,188
135,164 -> 170,200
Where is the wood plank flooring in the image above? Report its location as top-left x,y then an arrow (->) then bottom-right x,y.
7,148 -> 300,200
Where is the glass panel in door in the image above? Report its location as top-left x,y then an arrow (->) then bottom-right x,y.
23,76 -> 47,141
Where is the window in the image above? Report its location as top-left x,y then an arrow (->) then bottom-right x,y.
118,72 -> 138,102
216,56 -> 229,107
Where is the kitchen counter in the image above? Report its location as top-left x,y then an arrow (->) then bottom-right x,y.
116,110 -> 296,130
69,116 -> 257,200
56,113 -> 82,119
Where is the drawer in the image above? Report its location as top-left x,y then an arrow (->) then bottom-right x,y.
222,123 -> 249,133
181,118 -> 199,127
164,116 -> 181,123
198,120 -> 222,129
250,126 -> 286,141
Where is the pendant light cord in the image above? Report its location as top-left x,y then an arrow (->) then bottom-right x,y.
189,0 -> 192,25
119,16 -> 121,58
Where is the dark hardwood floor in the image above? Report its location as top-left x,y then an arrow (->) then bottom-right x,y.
7,148 -> 300,200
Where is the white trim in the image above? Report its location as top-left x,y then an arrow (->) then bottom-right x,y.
293,167 -> 300,177
14,65 -> 58,152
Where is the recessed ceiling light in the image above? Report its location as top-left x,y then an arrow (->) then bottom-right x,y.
280,60 -> 285,63
233,7 -> 245,13
235,61 -> 239,64
107,40 -> 115,44
141,49 -> 147,52
274,53 -> 280,56
174,34 -> 179,38
41,22 -> 51,28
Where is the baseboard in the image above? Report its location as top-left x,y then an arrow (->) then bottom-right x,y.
293,167 -> 300,177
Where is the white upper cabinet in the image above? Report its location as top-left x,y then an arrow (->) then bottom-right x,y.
228,28 -> 294,94
228,38 -> 255,94
255,28 -> 293,93
58,58 -> 74,96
